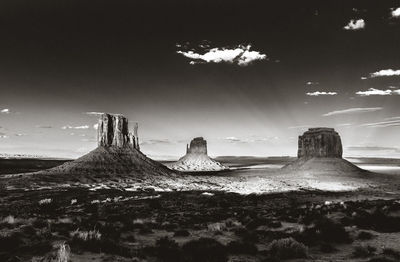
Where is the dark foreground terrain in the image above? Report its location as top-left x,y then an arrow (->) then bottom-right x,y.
1,188 -> 400,262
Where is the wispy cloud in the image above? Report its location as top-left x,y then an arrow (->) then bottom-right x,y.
356,88 -> 400,96
347,146 -> 399,152
222,136 -> 278,143
391,7 -> 400,18
369,69 -> 400,78
359,119 -> 400,128
306,91 -> 337,96
140,139 -> 173,146
323,107 -> 383,117
177,44 -> 267,66
36,125 -> 53,129
85,112 -> 104,116
288,125 -> 310,129
306,81 -> 319,85
336,123 -> 352,127
0,132 -> 8,138
62,125 -> 90,130
343,19 -> 365,30
0,108 -> 10,114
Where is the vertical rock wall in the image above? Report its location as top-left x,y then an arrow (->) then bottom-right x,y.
297,128 -> 343,158
97,113 -> 139,149
187,137 -> 208,154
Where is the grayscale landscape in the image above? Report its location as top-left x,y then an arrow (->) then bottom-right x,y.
1,1 -> 400,262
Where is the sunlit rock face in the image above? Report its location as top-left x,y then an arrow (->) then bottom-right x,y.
97,113 -> 138,149
169,137 -> 228,172
297,128 -> 343,158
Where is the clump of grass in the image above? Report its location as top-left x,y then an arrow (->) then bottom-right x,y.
54,242 -> 70,262
227,240 -> 257,255
2,215 -> 16,224
154,237 -> 181,262
352,244 -> 376,258
267,237 -> 308,260
39,198 -> 52,205
357,230 -> 374,240
182,237 -> 227,262
70,228 -> 101,241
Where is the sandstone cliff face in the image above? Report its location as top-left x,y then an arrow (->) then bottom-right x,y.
297,128 -> 343,158
187,137 -> 207,154
97,113 -> 138,149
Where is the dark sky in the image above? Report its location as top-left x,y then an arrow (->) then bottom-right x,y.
1,0 -> 400,158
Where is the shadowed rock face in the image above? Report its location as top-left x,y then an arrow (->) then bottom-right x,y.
187,137 -> 207,154
97,113 -> 138,149
298,128 -> 343,158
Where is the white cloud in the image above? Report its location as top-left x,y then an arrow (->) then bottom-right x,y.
323,107 -> 383,116
360,76 -> 367,80
93,123 -> 99,130
360,119 -> 400,128
370,69 -> 400,78
288,125 -> 310,129
355,88 -> 400,96
391,7 -> 400,18
306,81 -> 319,85
336,123 -> 352,127
85,112 -> 104,116
62,125 -> 90,130
344,19 -> 365,30
1,109 -> 10,114
306,91 -> 337,96
177,44 -> 267,66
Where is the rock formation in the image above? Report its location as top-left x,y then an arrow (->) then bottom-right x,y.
169,137 -> 228,172
297,128 -> 343,158
283,127 -> 365,174
16,113 -> 174,183
97,113 -> 139,149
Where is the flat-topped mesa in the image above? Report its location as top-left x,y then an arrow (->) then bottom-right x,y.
187,137 -> 207,154
97,113 -> 139,149
297,127 -> 343,158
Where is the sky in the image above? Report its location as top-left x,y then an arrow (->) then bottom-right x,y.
1,0 -> 400,159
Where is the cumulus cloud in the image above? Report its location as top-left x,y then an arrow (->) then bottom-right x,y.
323,107 -> 383,117
306,91 -> 337,96
0,108 -> 10,114
391,7 -> 400,18
369,69 -> 400,78
177,44 -> 267,66
343,19 -> 365,30
356,88 -> 400,96
62,125 -> 90,130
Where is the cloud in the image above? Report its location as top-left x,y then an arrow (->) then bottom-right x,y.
288,125 -> 310,129
36,125 -> 53,129
323,107 -> 383,116
0,132 -> 8,138
93,123 -> 99,130
391,7 -> 400,18
62,125 -> 90,130
1,108 -> 10,114
347,146 -> 399,152
369,69 -> 400,78
177,44 -> 267,66
140,139 -> 173,146
336,123 -> 352,127
356,88 -> 400,96
222,136 -> 278,143
343,19 -> 365,30
85,112 -> 104,116
306,91 -> 337,96
306,81 -> 319,85
359,119 -> 400,128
